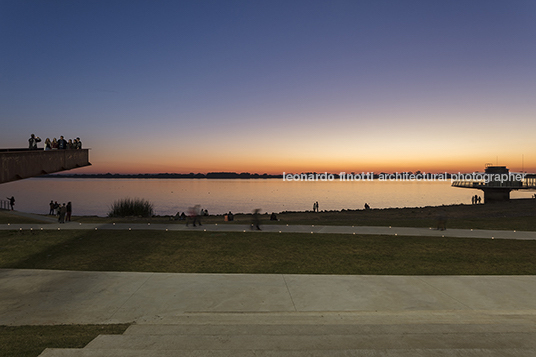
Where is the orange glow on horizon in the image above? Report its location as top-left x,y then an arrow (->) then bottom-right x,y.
75,156 -> 536,176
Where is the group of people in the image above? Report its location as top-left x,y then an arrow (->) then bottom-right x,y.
471,195 -> 482,204
224,211 -> 234,221
29,134 -> 82,150
312,201 -> 319,212
177,208 -> 271,229
49,200 -> 72,223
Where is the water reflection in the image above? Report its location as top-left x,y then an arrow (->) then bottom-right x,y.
2,178 -> 532,217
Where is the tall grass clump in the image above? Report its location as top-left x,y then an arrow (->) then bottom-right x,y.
108,198 -> 155,217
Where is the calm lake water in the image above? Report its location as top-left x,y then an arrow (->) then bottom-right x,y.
2,178 -> 533,217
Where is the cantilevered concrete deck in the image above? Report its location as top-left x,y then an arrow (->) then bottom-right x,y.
0,149 -> 90,184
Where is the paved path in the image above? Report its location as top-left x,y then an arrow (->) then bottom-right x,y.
2,211 -> 536,240
2,269 -> 536,326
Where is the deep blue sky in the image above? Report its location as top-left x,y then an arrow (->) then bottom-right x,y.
2,0 -> 535,173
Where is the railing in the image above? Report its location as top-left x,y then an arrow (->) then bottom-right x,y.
0,148 -> 86,152
451,181 -> 480,188
452,174 -> 536,190
523,176 -> 536,188
0,199 -> 10,210
0,148 -> 34,152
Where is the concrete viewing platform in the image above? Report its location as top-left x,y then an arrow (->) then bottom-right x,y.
1,269 -> 535,356
0,148 -> 90,184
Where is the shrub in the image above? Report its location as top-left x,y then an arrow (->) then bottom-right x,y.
108,198 -> 154,217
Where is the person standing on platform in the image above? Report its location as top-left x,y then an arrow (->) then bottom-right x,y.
58,136 -> 67,149
28,134 -> 41,149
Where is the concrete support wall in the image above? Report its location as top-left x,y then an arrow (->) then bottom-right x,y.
0,149 -> 90,184
482,188 -> 511,203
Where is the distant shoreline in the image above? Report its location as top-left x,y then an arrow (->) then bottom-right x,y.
42,172 -> 456,180
43,173 -> 284,179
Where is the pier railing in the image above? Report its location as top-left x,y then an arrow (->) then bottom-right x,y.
452,173 -> 536,190
523,175 -> 536,188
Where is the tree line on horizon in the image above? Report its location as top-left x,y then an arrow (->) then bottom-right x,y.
45,171 -> 457,179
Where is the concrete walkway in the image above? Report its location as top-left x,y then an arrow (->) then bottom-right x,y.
2,269 -> 536,326
2,269 -> 536,356
2,211 -> 536,240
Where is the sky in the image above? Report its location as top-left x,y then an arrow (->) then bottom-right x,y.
1,0 -> 535,174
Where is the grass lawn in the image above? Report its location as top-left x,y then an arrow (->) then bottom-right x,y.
0,324 -> 129,357
1,229 -> 535,275
0,211 -> 48,225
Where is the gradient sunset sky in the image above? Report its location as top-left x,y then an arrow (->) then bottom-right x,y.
1,0 -> 535,174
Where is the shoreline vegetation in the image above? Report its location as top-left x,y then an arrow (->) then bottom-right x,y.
74,199 -> 536,231
1,199 -> 535,230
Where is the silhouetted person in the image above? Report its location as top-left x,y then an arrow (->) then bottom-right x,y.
270,212 -> 277,221
49,200 -> 54,215
58,136 -> 67,149
58,203 -> 67,223
251,209 -> 261,230
364,203 -> 370,210
66,202 -> 72,221
471,195 -> 475,205
28,134 -> 41,150
186,205 -> 202,227
7,196 -> 15,210
227,211 -> 234,221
